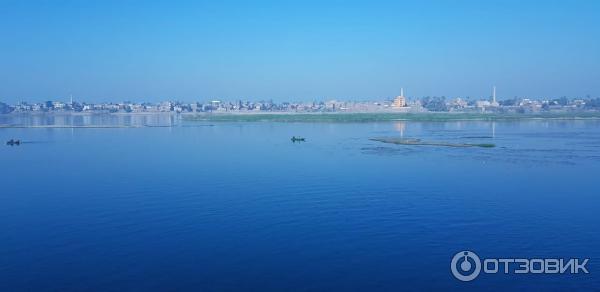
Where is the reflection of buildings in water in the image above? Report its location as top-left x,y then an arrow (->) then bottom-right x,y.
45,115 -> 56,126
31,115 -> 43,126
81,114 -> 91,126
140,115 -> 149,126
8,112 -> 180,127
157,113 -> 175,127
121,115 -> 130,126
73,115 -> 84,126
492,121 -> 495,138
58,115 -> 68,126
394,122 -> 406,138
125,113 -> 176,127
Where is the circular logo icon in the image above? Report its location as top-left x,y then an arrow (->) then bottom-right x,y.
451,251 -> 481,281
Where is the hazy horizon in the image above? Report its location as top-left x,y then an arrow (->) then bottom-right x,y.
1,0 -> 599,103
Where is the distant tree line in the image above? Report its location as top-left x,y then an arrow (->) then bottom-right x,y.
0,102 -> 13,114
420,96 -> 448,112
499,98 -> 518,106
586,98 -> 600,109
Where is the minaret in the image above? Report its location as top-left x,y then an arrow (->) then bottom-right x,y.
492,86 -> 496,104
401,88 -> 404,97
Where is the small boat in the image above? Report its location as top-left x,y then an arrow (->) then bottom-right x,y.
6,139 -> 21,146
291,136 -> 306,142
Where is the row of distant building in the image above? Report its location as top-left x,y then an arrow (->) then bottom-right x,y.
1,88 -> 598,114
388,87 -> 595,112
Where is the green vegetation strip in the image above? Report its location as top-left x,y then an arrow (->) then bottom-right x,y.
183,112 -> 600,123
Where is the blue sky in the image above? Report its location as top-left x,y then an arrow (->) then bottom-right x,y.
0,0 -> 598,102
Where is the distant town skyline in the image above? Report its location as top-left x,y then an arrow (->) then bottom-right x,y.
1,1 -> 599,103
1,86 -> 596,105
3,92 -> 598,116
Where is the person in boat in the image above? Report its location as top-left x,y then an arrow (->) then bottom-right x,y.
6,139 -> 20,145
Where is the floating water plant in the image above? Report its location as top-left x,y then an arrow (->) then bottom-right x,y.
370,137 -> 495,148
